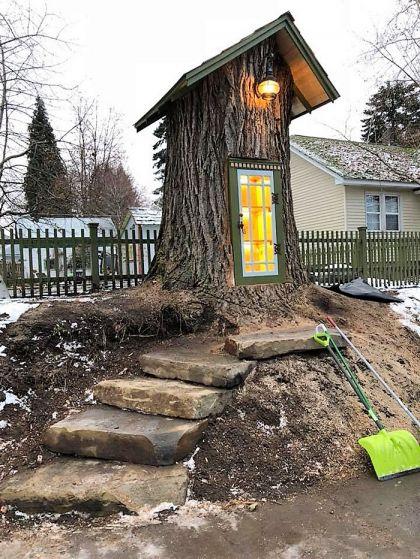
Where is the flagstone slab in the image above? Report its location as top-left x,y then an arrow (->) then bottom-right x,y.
138,349 -> 255,388
94,377 -> 233,419
44,406 -> 207,466
0,458 -> 188,514
225,327 -> 345,359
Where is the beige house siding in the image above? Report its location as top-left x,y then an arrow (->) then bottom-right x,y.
290,152 -> 345,230
345,186 -> 420,231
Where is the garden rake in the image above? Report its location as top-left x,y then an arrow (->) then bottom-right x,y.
313,324 -> 420,481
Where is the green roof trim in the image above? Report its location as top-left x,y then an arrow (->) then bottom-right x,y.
134,12 -> 339,132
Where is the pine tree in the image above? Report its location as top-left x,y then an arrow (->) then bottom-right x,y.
361,82 -> 420,147
23,96 -> 70,217
151,117 -> 167,206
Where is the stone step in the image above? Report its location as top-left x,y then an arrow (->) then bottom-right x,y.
138,349 -> 255,388
225,327 -> 345,359
93,377 -> 233,419
0,458 -> 187,515
44,406 -> 207,466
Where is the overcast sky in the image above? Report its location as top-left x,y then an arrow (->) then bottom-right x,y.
33,0 -> 397,199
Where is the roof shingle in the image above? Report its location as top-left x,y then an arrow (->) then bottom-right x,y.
291,135 -> 420,184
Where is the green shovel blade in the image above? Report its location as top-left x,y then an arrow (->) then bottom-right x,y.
358,429 -> 420,481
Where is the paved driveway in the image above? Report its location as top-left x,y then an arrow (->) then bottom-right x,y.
1,474 -> 418,558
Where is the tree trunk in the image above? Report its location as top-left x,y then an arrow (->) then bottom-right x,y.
150,37 -> 307,305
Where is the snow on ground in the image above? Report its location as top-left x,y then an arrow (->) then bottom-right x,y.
0,300 -> 38,330
0,391 -> 31,413
391,287 -> 420,336
0,300 -> 38,360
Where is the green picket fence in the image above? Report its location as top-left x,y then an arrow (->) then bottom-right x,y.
299,227 -> 420,287
0,224 -> 157,298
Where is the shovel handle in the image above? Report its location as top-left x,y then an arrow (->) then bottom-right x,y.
326,316 -> 337,328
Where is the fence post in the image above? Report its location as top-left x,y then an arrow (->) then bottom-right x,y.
88,223 -> 100,292
358,226 -> 368,278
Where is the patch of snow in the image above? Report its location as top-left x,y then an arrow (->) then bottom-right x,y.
279,411 -> 288,428
14,510 -> 30,519
0,420 -> 9,429
0,345 -> 6,356
167,500 -> 239,531
391,287 -> 420,337
256,415 -> 287,435
183,447 -> 200,472
0,390 -> 30,412
0,300 -> 38,330
84,389 -> 96,403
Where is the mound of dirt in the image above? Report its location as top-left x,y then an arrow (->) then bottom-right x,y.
192,286 -> 420,500
0,282 -> 419,501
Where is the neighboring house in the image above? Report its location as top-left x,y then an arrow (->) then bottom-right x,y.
290,135 -> 420,231
11,216 -> 117,278
122,206 -> 161,274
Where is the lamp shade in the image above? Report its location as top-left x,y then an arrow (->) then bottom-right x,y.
257,77 -> 280,100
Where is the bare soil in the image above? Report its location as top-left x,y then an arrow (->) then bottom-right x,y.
0,282 -> 419,505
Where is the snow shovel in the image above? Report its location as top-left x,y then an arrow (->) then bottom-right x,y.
326,315 -> 419,430
313,324 -> 420,481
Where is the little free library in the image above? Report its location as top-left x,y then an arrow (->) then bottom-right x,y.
135,12 -> 338,290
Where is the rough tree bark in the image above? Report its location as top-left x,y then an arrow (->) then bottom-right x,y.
150,37 -> 307,312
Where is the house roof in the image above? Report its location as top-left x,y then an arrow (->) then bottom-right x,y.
134,12 -> 339,132
127,206 -> 162,226
291,135 -> 420,185
15,216 -> 117,232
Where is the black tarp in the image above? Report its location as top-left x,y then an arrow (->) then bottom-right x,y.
330,277 -> 403,303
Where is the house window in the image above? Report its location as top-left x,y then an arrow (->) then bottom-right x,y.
384,195 -> 399,231
365,194 -> 400,231
366,195 -> 380,231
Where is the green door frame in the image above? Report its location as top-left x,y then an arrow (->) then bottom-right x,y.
227,157 -> 286,286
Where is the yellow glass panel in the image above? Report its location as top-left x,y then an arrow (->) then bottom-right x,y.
252,241 -> 265,263
249,175 -> 262,185
240,174 -> 248,184
253,263 -> 266,272
243,242 -> 251,262
242,213 -> 250,241
268,263 -> 275,272
267,242 -> 274,261
266,213 -> 272,242
263,176 -> 271,185
245,264 -> 252,273
249,186 -> 263,208
250,209 -> 264,242
264,186 -> 271,208
240,184 -> 248,207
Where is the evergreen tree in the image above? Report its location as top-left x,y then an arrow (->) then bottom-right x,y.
151,117 -> 167,206
361,82 -> 420,147
23,96 -> 70,217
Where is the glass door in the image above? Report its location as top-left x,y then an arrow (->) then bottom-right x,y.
228,159 -> 284,285
238,170 -> 277,277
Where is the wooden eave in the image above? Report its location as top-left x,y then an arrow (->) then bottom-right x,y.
134,12 -> 339,132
